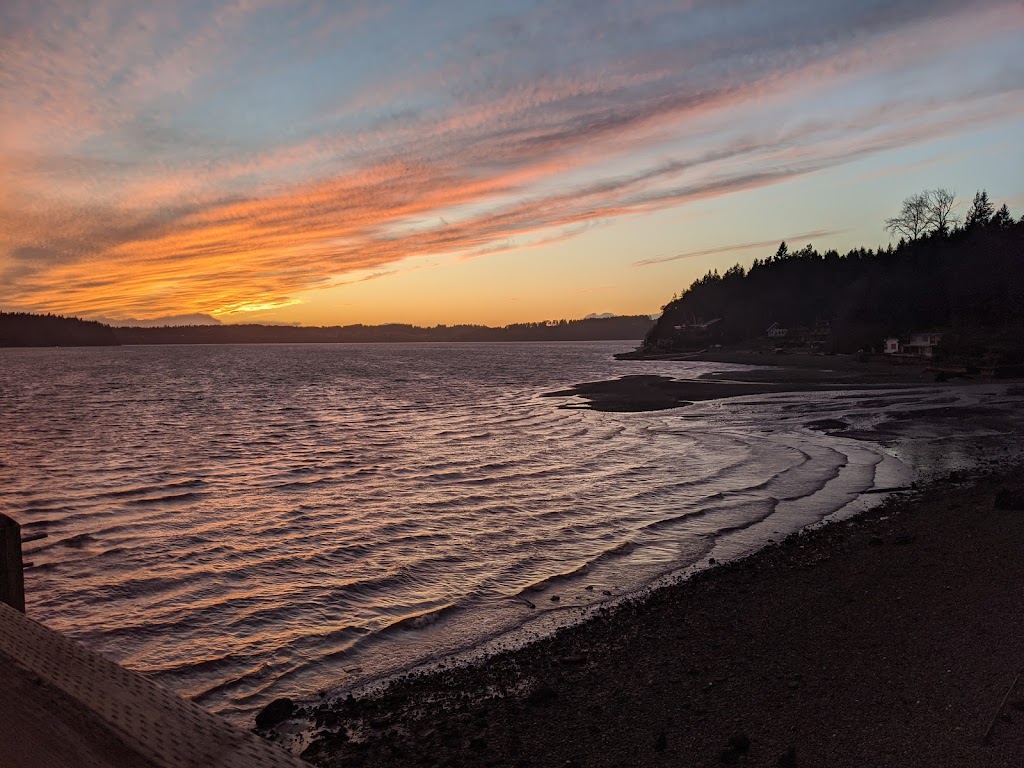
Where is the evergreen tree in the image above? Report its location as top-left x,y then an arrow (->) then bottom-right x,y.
965,190 -> 994,228
646,195 -> 1023,360
992,203 -> 1013,229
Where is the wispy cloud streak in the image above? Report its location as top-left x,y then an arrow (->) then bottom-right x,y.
1,0 -> 1022,318
633,230 -> 842,267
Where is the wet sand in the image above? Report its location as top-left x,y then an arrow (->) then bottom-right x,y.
540,374 -> 840,411
542,360 -> 935,412
278,469 -> 1024,768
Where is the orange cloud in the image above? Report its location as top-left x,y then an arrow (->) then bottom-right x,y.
2,1 -> 1022,320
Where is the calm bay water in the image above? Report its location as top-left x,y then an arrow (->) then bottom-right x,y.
2,342 -> 1018,724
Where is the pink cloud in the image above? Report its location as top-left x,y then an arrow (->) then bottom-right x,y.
2,1 -> 1022,319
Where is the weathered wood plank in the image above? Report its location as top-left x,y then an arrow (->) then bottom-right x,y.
0,602 -> 311,768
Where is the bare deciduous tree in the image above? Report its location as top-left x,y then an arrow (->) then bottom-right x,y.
885,191 -> 932,241
926,188 -> 958,235
885,188 -> 959,240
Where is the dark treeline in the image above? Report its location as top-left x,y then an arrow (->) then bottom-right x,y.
647,191 -> 1024,362
1,314 -> 654,347
114,315 -> 653,344
0,312 -> 119,347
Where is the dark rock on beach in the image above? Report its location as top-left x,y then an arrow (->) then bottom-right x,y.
805,418 -> 850,431
255,697 -> 295,730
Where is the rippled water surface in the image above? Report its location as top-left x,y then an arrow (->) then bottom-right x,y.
2,343 -> 1020,723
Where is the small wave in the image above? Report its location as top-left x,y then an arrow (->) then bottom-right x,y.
643,496 -> 778,534
380,603 -> 461,633
154,652 -> 241,677
61,532 -> 97,549
126,491 -> 203,506
86,574 -> 185,602
517,562 -> 592,596
99,479 -> 206,499
270,476 -> 333,490
20,505 -> 73,516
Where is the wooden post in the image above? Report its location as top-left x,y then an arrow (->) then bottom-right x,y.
0,514 -> 26,612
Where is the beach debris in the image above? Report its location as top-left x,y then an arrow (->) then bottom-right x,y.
863,486 -> 913,494
255,697 -> 296,729
805,418 -> 849,431
982,668 -> 1022,743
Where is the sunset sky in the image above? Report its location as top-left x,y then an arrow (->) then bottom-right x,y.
2,1 -> 1023,326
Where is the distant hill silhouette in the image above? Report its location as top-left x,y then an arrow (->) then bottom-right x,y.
644,192 -> 1024,364
93,313 -> 223,327
0,312 -> 119,347
1,313 -> 654,347
112,316 -> 654,345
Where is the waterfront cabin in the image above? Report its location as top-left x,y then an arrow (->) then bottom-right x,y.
904,331 -> 943,358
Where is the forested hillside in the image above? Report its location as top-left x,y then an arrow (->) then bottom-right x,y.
646,191 -> 1024,361
0,312 -> 119,347
1,313 -> 653,347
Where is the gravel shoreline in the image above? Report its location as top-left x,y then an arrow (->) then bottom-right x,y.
265,468 -> 1024,767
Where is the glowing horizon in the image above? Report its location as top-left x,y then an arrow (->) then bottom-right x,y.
2,1 -> 1023,326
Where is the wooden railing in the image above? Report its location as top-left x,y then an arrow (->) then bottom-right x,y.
0,514 -> 311,766
0,513 -> 25,612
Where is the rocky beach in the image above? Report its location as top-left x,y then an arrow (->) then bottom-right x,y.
249,356 -> 1024,768
266,462 -> 1024,768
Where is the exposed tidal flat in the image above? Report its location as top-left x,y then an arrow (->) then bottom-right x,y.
2,343 -> 1023,750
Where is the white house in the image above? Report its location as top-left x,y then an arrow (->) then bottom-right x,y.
883,337 -> 901,354
903,332 -> 943,358
766,322 -> 788,339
